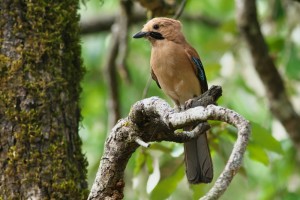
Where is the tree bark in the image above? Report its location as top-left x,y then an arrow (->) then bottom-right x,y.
0,0 -> 88,199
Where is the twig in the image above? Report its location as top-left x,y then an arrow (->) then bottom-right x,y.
142,74 -> 152,99
104,24 -> 121,133
116,0 -> 132,84
135,137 -> 151,148
103,0 -> 133,133
175,122 -> 210,139
173,0 -> 187,20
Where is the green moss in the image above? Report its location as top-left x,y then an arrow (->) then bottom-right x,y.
0,0 -> 88,198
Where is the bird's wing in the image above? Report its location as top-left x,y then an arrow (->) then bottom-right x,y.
151,68 -> 161,89
184,47 -> 213,184
185,48 -> 208,93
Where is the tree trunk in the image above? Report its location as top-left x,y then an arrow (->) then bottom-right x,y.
0,0 -> 88,199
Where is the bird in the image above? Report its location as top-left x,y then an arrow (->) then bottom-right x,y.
132,17 -> 213,184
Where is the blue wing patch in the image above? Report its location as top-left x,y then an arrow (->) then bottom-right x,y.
191,57 -> 208,92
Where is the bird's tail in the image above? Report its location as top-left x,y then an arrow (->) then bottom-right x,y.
184,132 -> 213,184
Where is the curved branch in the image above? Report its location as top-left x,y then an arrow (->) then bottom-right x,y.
103,0 -> 133,132
104,24 -> 121,133
116,0 -> 132,84
88,86 -> 250,200
236,0 -> 300,151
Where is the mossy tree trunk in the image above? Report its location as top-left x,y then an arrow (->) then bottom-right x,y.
0,0 -> 88,199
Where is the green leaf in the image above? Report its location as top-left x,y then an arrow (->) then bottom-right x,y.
266,36 -> 284,53
134,150 -> 146,176
283,192 -> 300,200
248,144 -> 269,165
146,155 -> 154,174
150,164 -> 185,200
149,143 -> 172,154
286,45 -> 300,80
205,62 -> 221,80
191,184 -> 206,200
251,122 -> 283,154
273,0 -> 285,20
220,19 -> 237,33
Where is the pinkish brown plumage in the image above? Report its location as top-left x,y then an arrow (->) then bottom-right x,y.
133,17 -> 213,184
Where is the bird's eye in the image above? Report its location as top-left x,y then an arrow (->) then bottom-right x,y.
153,24 -> 159,30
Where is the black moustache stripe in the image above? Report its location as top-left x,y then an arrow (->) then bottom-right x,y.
149,32 -> 165,40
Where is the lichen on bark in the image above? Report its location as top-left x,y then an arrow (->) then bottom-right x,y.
0,0 -> 88,199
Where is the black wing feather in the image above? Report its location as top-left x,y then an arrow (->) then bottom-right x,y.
191,57 -> 208,92
151,69 -> 161,89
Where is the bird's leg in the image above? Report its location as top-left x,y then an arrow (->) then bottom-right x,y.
174,104 -> 185,112
184,98 -> 194,110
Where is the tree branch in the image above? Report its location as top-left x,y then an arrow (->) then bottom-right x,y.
88,86 -> 250,200
236,0 -> 300,152
116,0 -> 132,84
80,10 -> 220,35
104,24 -> 121,133
173,0 -> 187,20
104,0 -> 133,132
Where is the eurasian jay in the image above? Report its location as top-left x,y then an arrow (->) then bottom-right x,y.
132,17 -> 213,184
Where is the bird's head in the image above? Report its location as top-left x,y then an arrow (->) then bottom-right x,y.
133,17 -> 184,44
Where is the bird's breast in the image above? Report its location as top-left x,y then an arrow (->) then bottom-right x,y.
150,42 -> 201,105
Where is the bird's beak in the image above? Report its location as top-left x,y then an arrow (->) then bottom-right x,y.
132,31 -> 148,39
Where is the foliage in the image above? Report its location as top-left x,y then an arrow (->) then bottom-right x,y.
79,0 -> 300,199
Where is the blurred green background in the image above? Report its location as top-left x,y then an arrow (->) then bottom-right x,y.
78,0 -> 300,199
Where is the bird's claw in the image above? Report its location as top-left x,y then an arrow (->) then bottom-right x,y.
184,99 -> 194,110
